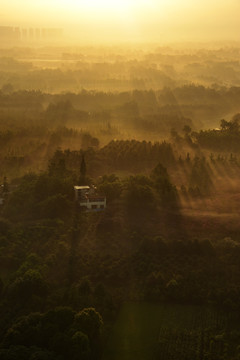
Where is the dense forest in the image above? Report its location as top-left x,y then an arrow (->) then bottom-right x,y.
0,45 -> 240,359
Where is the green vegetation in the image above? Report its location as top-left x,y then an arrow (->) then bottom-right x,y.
1,45 -> 240,359
104,303 -> 240,360
0,307 -> 103,360
0,130 -> 240,358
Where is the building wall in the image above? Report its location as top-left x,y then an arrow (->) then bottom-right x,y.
74,186 -> 90,201
80,198 -> 106,211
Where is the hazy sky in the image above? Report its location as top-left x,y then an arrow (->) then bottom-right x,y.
1,0 -> 240,43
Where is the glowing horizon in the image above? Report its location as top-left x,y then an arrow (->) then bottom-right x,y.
1,0 -> 240,43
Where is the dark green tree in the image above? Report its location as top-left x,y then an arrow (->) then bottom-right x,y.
150,163 -> 178,207
80,155 -> 86,178
78,154 -> 88,185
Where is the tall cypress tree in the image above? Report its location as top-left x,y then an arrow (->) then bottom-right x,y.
80,154 -> 86,178
79,154 -> 87,185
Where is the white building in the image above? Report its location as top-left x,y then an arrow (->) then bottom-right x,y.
74,185 -> 106,211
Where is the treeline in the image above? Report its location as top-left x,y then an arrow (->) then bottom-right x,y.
1,86 -> 240,132
0,45 -> 240,92
2,131 -> 240,213
0,88 -> 239,178
172,114 -> 240,152
0,127 -> 99,178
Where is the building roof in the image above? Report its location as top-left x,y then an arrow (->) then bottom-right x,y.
74,186 -> 90,190
88,195 -> 106,201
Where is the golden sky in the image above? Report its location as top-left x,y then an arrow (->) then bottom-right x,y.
1,0 -> 240,43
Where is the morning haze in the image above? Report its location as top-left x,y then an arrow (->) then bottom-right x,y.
0,1 -> 240,360
2,0 -> 240,43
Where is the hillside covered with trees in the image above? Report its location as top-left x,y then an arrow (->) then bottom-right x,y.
0,44 -> 240,359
